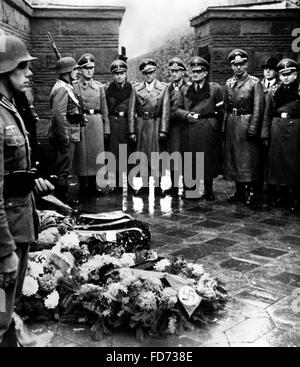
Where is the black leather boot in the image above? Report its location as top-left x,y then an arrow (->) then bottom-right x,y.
78,176 -> 88,197
289,187 -> 299,214
87,176 -> 104,197
0,321 -> 18,347
227,182 -> 246,203
200,179 -> 215,201
245,183 -> 257,207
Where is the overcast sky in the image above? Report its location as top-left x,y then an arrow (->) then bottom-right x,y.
32,0 -> 257,57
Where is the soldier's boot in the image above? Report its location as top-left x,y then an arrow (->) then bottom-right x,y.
78,176 -> 88,197
200,179 -> 215,201
227,182 -> 246,203
0,321 -> 18,347
87,176 -> 104,197
289,187 -> 299,214
245,182 -> 258,207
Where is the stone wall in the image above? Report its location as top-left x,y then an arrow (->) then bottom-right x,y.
191,6 -> 300,84
30,6 -> 125,118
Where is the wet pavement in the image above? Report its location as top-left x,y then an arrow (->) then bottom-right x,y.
30,176 -> 300,347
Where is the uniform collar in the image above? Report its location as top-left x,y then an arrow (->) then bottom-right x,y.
230,72 -> 249,88
0,94 -> 18,114
80,78 -> 96,89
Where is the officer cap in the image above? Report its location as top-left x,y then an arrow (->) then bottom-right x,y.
139,59 -> 157,73
277,58 -> 298,74
0,35 -> 37,75
261,56 -> 278,70
110,59 -> 127,73
228,49 -> 248,65
168,57 -> 186,71
78,53 -> 95,68
56,57 -> 79,75
190,56 -> 209,72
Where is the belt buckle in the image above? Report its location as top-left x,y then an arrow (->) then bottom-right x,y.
89,109 -> 95,115
144,112 -> 149,119
281,112 -> 288,119
119,111 -> 125,117
232,108 -> 238,116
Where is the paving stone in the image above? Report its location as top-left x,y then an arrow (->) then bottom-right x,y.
225,317 -> 275,343
50,334 -> 82,347
185,206 -> 213,214
267,294 -> 300,332
259,218 -> 288,227
234,288 -> 281,309
205,237 -> 239,249
172,243 -> 218,260
279,236 -> 300,246
220,258 -> 261,272
271,272 -> 300,287
234,227 -> 265,238
253,328 -> 300,347
192,220 -> 225,229
164,227 -> 198,239
250,247 -> 288,258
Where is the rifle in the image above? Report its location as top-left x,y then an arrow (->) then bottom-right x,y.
47,33 -> 87,127
47,32 -> 62,60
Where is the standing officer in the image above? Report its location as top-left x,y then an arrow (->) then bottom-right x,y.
260,57 -> 279,202
73,53 -> 110,196
261,59 -> 300,213
50,57 -> 81,204
166,57 -> 187,196
223,49 -> 264,206
176,56 -> 224,200
128,59 -> 170,194
0,35 -> 53,347
106,59 -> 132,191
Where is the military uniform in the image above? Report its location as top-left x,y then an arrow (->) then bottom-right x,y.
223,49 -> 264,204
261,59 -> 300,211
0,35 -> 39,346
50,57 -> 81,202
128,59 -> 170,187
106,60 -> 132,189
176,57 -> 224,199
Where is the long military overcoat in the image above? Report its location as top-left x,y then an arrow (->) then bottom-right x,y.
261,81 -> 300,187
175,81 -> 224,180
128,80 -> 170,177
73,78 -> 110,177
223,73 -> 264,182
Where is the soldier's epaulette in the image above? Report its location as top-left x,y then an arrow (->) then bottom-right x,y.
226,77 -> 234,84
94,80 -> 103,86
131,81 -> 139,86
250,75 -> 259,82
73,80 -> 79,85
161,81 -> 169,87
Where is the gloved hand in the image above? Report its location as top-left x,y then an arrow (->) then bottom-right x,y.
0,252 -> 19,289
159,132 -> 167,143
128,134 -> 137,144
261,138 -> 269,147
34,178 -> 55,197
186,113 -> 199,124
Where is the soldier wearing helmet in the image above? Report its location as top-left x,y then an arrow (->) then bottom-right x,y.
0,35 -> 54,346
105,59 -> 132,192
72,53 -> 110,196
49,56 -> 81,204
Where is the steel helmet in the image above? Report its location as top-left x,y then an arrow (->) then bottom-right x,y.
0,35 -> 37,74
56,57 -> 79,75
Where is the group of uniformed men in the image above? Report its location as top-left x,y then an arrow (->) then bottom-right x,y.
49,47 -> 300,214
0,34 -> 300,346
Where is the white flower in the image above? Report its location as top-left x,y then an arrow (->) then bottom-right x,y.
154,259 -> 171,272
118,269 -> 138,287
44,290 -> 60,309
147,250 -> 158,261
119,253 -> 136,268
161,287 -> 178,307
136,291 -> 157,311
22,276 -> 39,297
28,261 -> 44,279
187,263 -> 205,277
57,231 -> 80,251
103,282 -> 128,303
168,317 -> 177,334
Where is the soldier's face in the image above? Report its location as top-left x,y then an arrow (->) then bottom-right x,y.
170,70 -> 184,83
232,61 -> 248,77
8,61 -> 32,93
264,68 -> 276,80
143,71 -> 156,83
81,66 -> 95,80
113,71 -> 127,84
191,69 -> 208,83
279,71 -> 298,85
